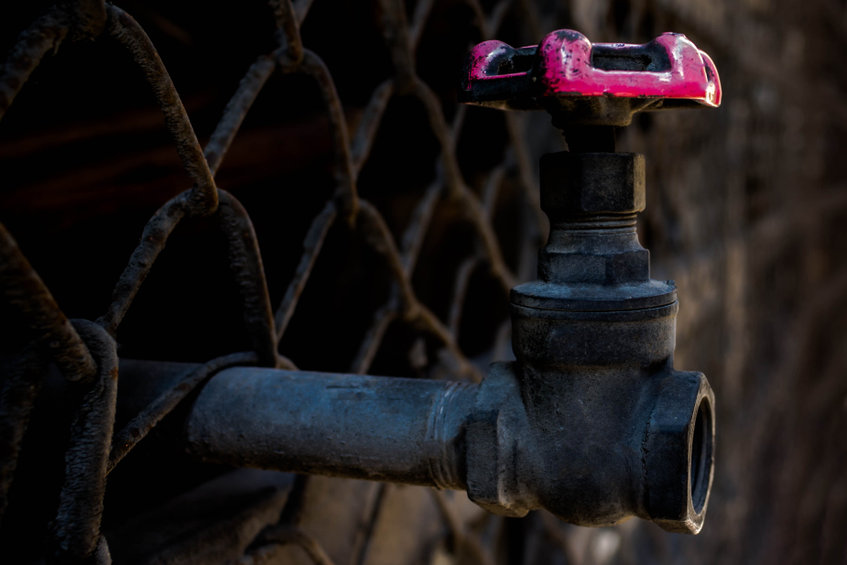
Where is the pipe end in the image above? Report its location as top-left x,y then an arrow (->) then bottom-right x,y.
642,371 -> 715,534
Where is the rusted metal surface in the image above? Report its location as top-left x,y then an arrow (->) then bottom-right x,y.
104,4 -> 218,214
51,320 -> 117,563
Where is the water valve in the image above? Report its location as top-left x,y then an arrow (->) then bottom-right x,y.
457,29 -> 721,533
179,28 -> 722,538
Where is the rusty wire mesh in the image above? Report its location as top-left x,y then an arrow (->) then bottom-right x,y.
0,0 -> 568,563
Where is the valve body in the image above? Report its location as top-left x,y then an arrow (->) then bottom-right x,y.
504,150 -> 714,532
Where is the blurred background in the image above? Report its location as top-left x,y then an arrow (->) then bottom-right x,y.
1,0 -> 845,563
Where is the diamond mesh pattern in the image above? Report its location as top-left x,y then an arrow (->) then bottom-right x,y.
0,1 -> 562,563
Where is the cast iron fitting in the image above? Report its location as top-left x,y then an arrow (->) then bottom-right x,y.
644,371 -> 715,533
508,282 -> 714,534
465,364 -> 715,534
179,359 -> 713,533
504,151 -> 715,533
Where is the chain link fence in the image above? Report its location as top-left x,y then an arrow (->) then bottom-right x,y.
0,1 -> 563,562
3,0 -> 847,564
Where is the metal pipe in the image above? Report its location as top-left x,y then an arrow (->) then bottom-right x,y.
178,356 -> 713,532
186,369 -> 476,490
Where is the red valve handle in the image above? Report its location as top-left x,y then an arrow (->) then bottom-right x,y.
460,29 -> 721,126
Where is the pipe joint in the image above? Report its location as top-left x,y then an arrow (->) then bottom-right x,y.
455,360 -> 714,534
643,370 -> 714,533
464,362 -> 534,517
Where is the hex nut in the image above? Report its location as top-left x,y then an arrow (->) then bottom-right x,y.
539,247 -> 649,284
540,152 -> 646,219
464,410 -> 531,517
465,411 -> 504,512
643,371 -> 715,534
464,364 -> 531,517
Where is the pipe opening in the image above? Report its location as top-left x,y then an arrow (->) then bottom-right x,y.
689,398 -> 713,514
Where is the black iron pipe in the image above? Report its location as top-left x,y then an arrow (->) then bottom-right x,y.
176,357 -> 713,533
185,368 -> 476,490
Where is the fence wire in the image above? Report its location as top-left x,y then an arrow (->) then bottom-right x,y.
0,0 -> 568,563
